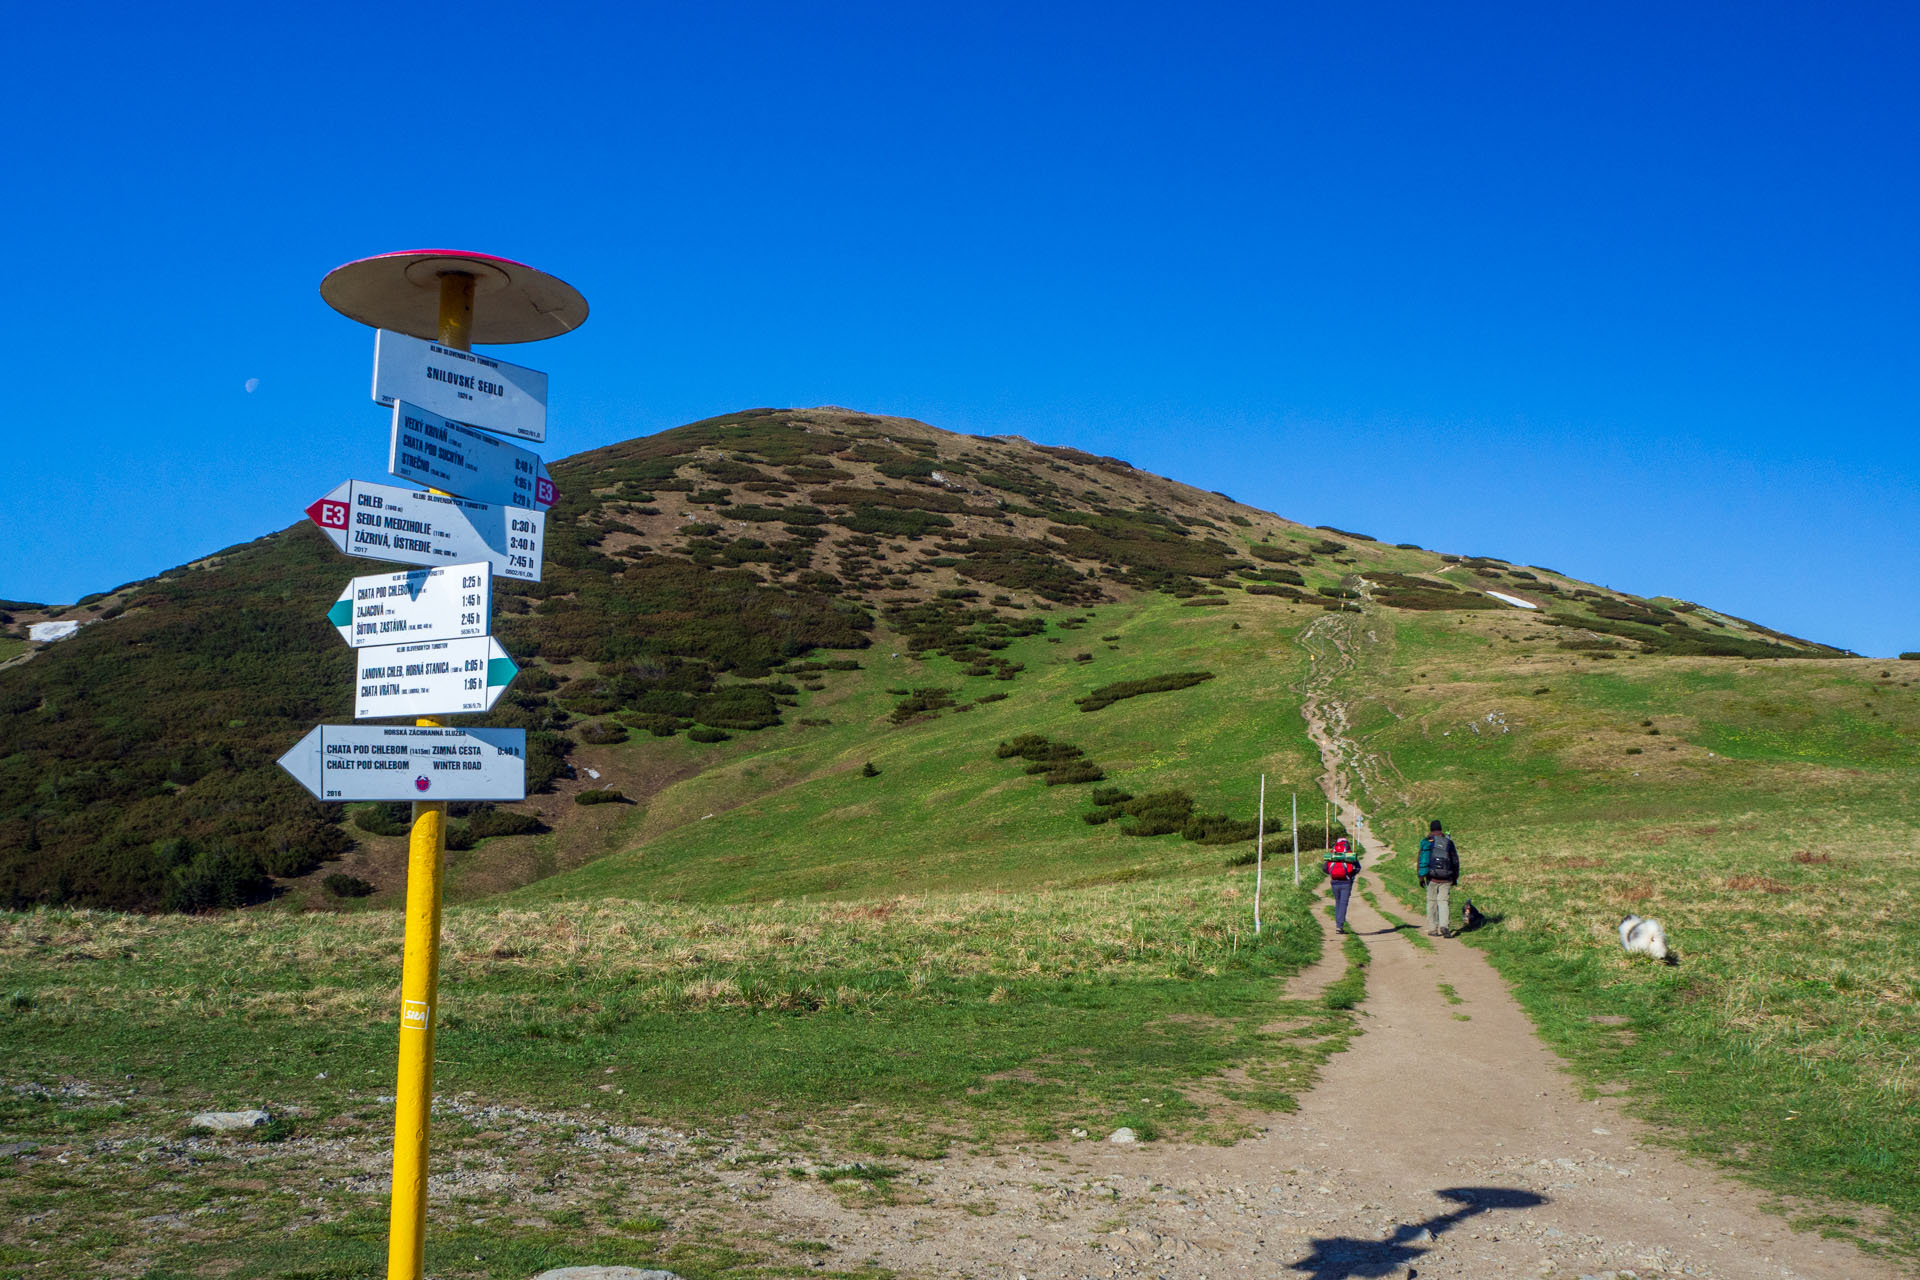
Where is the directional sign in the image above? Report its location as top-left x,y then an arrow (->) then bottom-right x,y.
329,562 -> 491,649
389,402 -> 556,509
354,635 -> 519,720
373,329 -> 548,442
279,725 -> 527,802
306,479 -> 544,581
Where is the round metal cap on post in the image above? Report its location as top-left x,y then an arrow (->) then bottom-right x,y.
320,249 -> 589,344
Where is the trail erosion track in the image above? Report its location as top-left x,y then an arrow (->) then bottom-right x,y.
714,607 -> 1908,1279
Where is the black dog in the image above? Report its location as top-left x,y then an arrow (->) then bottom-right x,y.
1461,899 -> 1487,932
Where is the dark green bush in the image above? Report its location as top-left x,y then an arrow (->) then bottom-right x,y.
575,788 -> 631,804
353,803 -> 411,837
322,873 -> 375,899
688,726 -> 731,743
890,687 -> 957,724
1042,760 -> 1105,785
164,845 -> 272,912
465,808 -> 542,839
860,761 -> 879,777
579,721 -> 629,745
1076,671 -> 1215,712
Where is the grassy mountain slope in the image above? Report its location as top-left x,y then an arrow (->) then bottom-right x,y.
0,407 -> 1841,912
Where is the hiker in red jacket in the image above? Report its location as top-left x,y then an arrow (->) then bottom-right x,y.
1323,837 -> 1360,935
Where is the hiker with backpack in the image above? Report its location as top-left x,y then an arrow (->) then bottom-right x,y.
1323,836 -> 1360,934
1418,820 -> 1460,937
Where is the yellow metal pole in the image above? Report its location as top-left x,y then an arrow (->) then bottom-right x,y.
386,270 -> 476,1280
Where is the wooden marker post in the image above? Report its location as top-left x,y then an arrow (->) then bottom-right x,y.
1292,793 -> 1299,886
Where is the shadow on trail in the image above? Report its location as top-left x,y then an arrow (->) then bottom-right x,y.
1286,1186 -> 1548,1279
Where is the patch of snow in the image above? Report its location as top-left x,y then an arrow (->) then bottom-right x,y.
1485,590 -> 1538,610
585,767 -> 601,780
29,621 -> 80,642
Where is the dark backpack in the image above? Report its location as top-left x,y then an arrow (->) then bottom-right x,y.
1427,834 -> 1458,880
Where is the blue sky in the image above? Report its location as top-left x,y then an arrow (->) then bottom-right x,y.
3,2 -> 1914,655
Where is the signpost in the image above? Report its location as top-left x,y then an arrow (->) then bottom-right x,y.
353,635 -> 519,720
278,725 -> 528,802
389,402 -> 556,508
373,327 -> 549,442
305,479 -> 546,581
308,249 -> 587,1280
329,563 -> 491,648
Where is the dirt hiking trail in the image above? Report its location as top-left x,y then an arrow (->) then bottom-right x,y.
722,613 -> 1908,1279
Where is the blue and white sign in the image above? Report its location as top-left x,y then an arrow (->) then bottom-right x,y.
278,724 -> 527,802
328,562 -> 491,649
353,635 -> 520,720
389,403 -> 556,509
373,329 -> 548,442
307,480 -> 545,581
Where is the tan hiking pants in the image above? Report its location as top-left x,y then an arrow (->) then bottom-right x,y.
1426,879 -> 1452,933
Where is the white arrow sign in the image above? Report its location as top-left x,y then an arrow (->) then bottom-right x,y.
389,402 -> 556,509
354,635 -> 520,720
328,562 -> 491,648
279,724 -> 527,802
373,329 -> 548,442
306,480 -> 544,581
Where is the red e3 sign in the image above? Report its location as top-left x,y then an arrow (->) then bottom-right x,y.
535,477 -> 556,507
305,496 -> 350,529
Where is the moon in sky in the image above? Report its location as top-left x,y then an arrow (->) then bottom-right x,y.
244,377 -> 260,394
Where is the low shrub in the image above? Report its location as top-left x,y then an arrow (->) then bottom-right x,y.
579,721 -> 629,745
890,687 -> 957,724
1076,670 -> 1215,712
322,873 -> 375,899
688,726 -> 731,743
575,788 -> 632,804
465,808 -> 542,839
352,803 -> 411,837
1043,760 -> 1105,785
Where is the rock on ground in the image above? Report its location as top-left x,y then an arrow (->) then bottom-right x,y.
188,1109 -> 269,1131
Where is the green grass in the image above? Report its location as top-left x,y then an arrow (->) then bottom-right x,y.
516,594 -> 1326,905
0,636 -> 25,663
0,874 -> 1357,1275
1334,609 -> 1920,1257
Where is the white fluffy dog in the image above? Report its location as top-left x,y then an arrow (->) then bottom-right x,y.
1619,914 -> 1670,961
